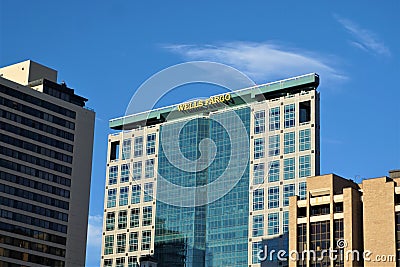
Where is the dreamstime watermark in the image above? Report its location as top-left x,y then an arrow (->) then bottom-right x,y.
257,239 -> 395,263
122,61 -> 275,207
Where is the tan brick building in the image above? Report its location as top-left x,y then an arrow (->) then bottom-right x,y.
289,170 -> 400,267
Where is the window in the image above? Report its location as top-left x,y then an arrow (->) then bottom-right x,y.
119,187 -> 129,206
129,232 -> 138,252
116,257 -> 125,267
131,184 -> 140,204
104,259 -> 113,267
122,139 -> 131,160
131,185 -> 141,204
142,230 -> 151,250
283,184 -> 295,207
134,136 -> 143,157
118,210 -> 127,229
268,212 -> 279,235
108,166 -> 118,185
269,107 -> 280,131
283,211 -> 289,233
334,219 -> 344,267
284,132 -> 295,154
252,214 -> 264,237
310,221 -> 330,265
110,141 -> 120,161
299,155 -> 311,178
104,235 -> 114,255
284,158 -> 295,180
145,159 -> 154,178
133,161 -> 142,180
254,138 -> 265,159
253,189 -> 264,211
252,241 -> 263,264
268,186 -> 279,209
144,182 -> 153,202
142,206 -> 153,226
116,233 -> 126,253
268,135 -> 280,156
120,164 -> 130,183
299,129 -> 311,151
254,110 -> 265,134
128,256 -> 138,267
253,163 -> 264,185
335,202 -> 344,213
268,160 -> 280,182
146,133 -> 156,155
297,224 -> 307,267
299,101 -> 311,123
106,212 -> 115,231
107,189 -> 117,208
310,204 -> 330,216
130,208 -> 140,228
284,104 -> 295,128
299,182 -> 307,200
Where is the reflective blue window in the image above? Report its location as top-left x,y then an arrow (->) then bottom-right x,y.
119,186 -> 129,206
253,163 -> 264,185
269,107 -> 280,131
131,185 -> 141,204
268,212 -> 279,235
254,110 -> 265,134
283,211 -> 289,233
133,161 -> 142,180
284,158 -> 295,180
268,186 -> 279,209
283,184 -> 295,207
108,166 -> 118,185
284,104 -> 295,128
146,133 -> 156,155
299,129 -> 311,151
254,138 -> 265,159
268,135 -> 280,156
268,160 -> 280,182
253,214 -> 264,237
299,182 -> 307,200
299,155 -> 311,178
253,189 -> 264,211
145,159 -> 154,178
284,132 -> 295,154
107,189 -> 117,208
134,136 -> 143,157
144,182 -> 153,202
122,139 -> 131,160
120,164 -> 130,183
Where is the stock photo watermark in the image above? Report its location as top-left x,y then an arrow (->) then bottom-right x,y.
257,239 -> 395,263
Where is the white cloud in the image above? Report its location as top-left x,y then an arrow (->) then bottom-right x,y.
164,42 -> 346,85
87,214 -> 103,247
335,15 -> 390,57
85,214 -> 102,266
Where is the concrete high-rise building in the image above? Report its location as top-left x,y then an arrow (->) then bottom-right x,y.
101,73 -> 320,267
0,60 -> 95,266
289,170 -> 400,267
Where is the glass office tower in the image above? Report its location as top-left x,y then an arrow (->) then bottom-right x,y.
101,73 -> 320,267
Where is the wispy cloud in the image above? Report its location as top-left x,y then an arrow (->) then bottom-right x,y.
334,15 -> 390,57
86,214 -> 102,266
164,42 -> 346,85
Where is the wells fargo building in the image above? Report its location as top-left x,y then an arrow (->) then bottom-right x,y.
101,73 -> 320,267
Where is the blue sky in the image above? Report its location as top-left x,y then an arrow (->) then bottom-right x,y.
1,1 -> 399,266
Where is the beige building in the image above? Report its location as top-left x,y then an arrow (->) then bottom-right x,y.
0,60 -> 95,266
101,73 -> 320,266
289,170 -> 400,267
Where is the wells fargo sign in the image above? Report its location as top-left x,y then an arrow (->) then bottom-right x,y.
177,93 -> 232,112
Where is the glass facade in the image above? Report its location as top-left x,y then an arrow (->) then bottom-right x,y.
155,107 -> 250,267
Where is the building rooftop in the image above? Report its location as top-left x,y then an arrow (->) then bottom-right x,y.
110,72 -> 320,130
